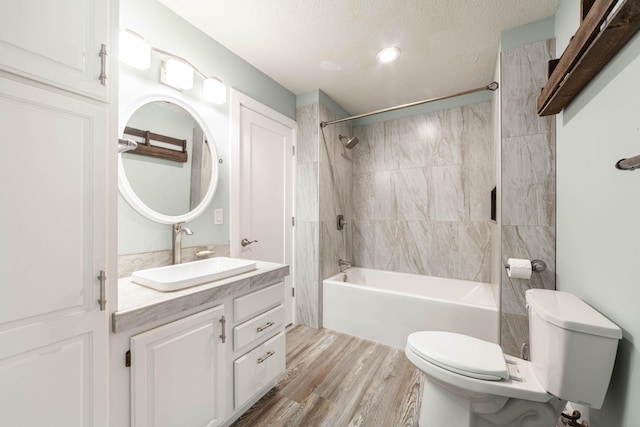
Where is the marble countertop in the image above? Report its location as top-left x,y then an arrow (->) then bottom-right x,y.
112,261 -> 289,333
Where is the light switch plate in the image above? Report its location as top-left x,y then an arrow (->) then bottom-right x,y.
214,208 -> 223,225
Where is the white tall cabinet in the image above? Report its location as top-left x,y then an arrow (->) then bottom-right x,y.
0,1 -> 115,425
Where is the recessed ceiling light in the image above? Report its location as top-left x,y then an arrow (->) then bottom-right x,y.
376,46 -> 401,64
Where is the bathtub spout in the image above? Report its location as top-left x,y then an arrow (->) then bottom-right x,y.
338,259 -> 351,272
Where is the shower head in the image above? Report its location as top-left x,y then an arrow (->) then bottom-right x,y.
339,134 -> 359,149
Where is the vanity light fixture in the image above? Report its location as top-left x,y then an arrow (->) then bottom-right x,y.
161,58 -> 194,90
119,30 -> 151,70
376,46 -> 401,64
119,29 -> 227,104
203,77 -> 226,104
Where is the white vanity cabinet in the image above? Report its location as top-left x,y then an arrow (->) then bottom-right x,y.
130,305 -> 226,427
231,282 -> 286,410
112,263 -> 290,427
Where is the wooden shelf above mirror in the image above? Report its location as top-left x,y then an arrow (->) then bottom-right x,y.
537,0 -> 640,116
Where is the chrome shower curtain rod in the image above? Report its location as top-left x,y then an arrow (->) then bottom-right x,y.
319,81 -> 499,128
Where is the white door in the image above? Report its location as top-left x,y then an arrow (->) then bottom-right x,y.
230,90 -> 296,325
0,78 -> 109,425
131,305 -> 225,427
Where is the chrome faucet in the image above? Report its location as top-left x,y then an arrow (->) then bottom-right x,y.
338,259 -> 352,272
173,222 -> 193,264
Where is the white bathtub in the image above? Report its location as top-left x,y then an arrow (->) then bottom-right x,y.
323,267 -> 499,349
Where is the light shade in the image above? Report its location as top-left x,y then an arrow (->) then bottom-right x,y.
203,77 -> 226,104
119,30 -> 151,70
376,46 -> 401,64
161,59 -> 194,90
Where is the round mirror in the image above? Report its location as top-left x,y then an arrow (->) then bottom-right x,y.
118,95 -> 219,224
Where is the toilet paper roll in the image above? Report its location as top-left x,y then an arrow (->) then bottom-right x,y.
506,258 -> 532,279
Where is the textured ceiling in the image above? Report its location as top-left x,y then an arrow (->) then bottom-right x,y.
158,0 -> 560,115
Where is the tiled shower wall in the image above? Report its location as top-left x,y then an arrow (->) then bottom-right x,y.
295,99 -> 352,328
349,103 -> 494,282
500,39 -> 556,356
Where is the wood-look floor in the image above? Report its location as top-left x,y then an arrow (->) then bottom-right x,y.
231,325 -> 423,427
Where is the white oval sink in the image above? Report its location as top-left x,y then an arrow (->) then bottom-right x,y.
131,257 -> 257,291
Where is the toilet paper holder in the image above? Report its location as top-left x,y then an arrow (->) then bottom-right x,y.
504,259 -> 547,273
530,259 -> 547,273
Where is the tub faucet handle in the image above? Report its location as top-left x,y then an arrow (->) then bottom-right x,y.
338,259 -> 352,271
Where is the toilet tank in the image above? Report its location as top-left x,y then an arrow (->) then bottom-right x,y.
525,289 -> 622,409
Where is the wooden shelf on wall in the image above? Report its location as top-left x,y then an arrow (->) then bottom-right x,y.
537,0 -> 640,116
122,126 -> 188,162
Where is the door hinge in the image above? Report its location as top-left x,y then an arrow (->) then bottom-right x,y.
292,145 -> 296,156
97,270 -> 107,311
125,350 -> 131,368
98,44 -> 108,85
292,216 -> 295,227
292,288 -> 295,297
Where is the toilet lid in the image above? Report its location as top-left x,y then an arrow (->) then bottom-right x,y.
407,331 -> 509,381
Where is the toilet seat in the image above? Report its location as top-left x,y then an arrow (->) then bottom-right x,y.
405,332 -> 552,403
407,331 -> 509,381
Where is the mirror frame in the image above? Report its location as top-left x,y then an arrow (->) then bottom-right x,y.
118,94 -> 220,224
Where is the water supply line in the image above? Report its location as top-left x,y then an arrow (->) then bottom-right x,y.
319,82 -> 499,128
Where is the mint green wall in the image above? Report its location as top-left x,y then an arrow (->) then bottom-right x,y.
555,1 -> 640,425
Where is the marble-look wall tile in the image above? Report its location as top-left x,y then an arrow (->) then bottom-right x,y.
502,134 -> 555,227
500,39 -> 555,139
297,104 -> 319,164
456,223 -> 492,282
394,168 -> 428,221
423,222 -> 457,278
296,162 -> 319,222
351,220 -> 375,268
352,171 -> 375,221
295,221 -> 319,328
428,107 -> 464,166
501,225 -> 555,316
374,170 -> 396,220
463,102 -> 493,165
352,122 -> 382,172
430,165 -> 466,222
464,162 -> 493,223
351,101 -> 495,283
387,114 -> 428,169
500,38 -> 556,356
295,104 -> 321,328
501,312 -> 529,357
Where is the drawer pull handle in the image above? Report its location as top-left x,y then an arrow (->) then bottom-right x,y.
257,351 -> 275,364
256,321 -> 275,333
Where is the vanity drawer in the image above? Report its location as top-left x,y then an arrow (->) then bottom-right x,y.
234,331 -> 285,409
233,304 -> 284,351
234,282 -> 283,323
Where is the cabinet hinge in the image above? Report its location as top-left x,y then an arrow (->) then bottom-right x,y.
125,350 -> 131,368
292,145 -> 296,156
99,44 -> 108,86
292,217 -> 295,227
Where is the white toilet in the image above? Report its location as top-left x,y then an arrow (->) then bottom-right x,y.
405,289 -> 622,427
